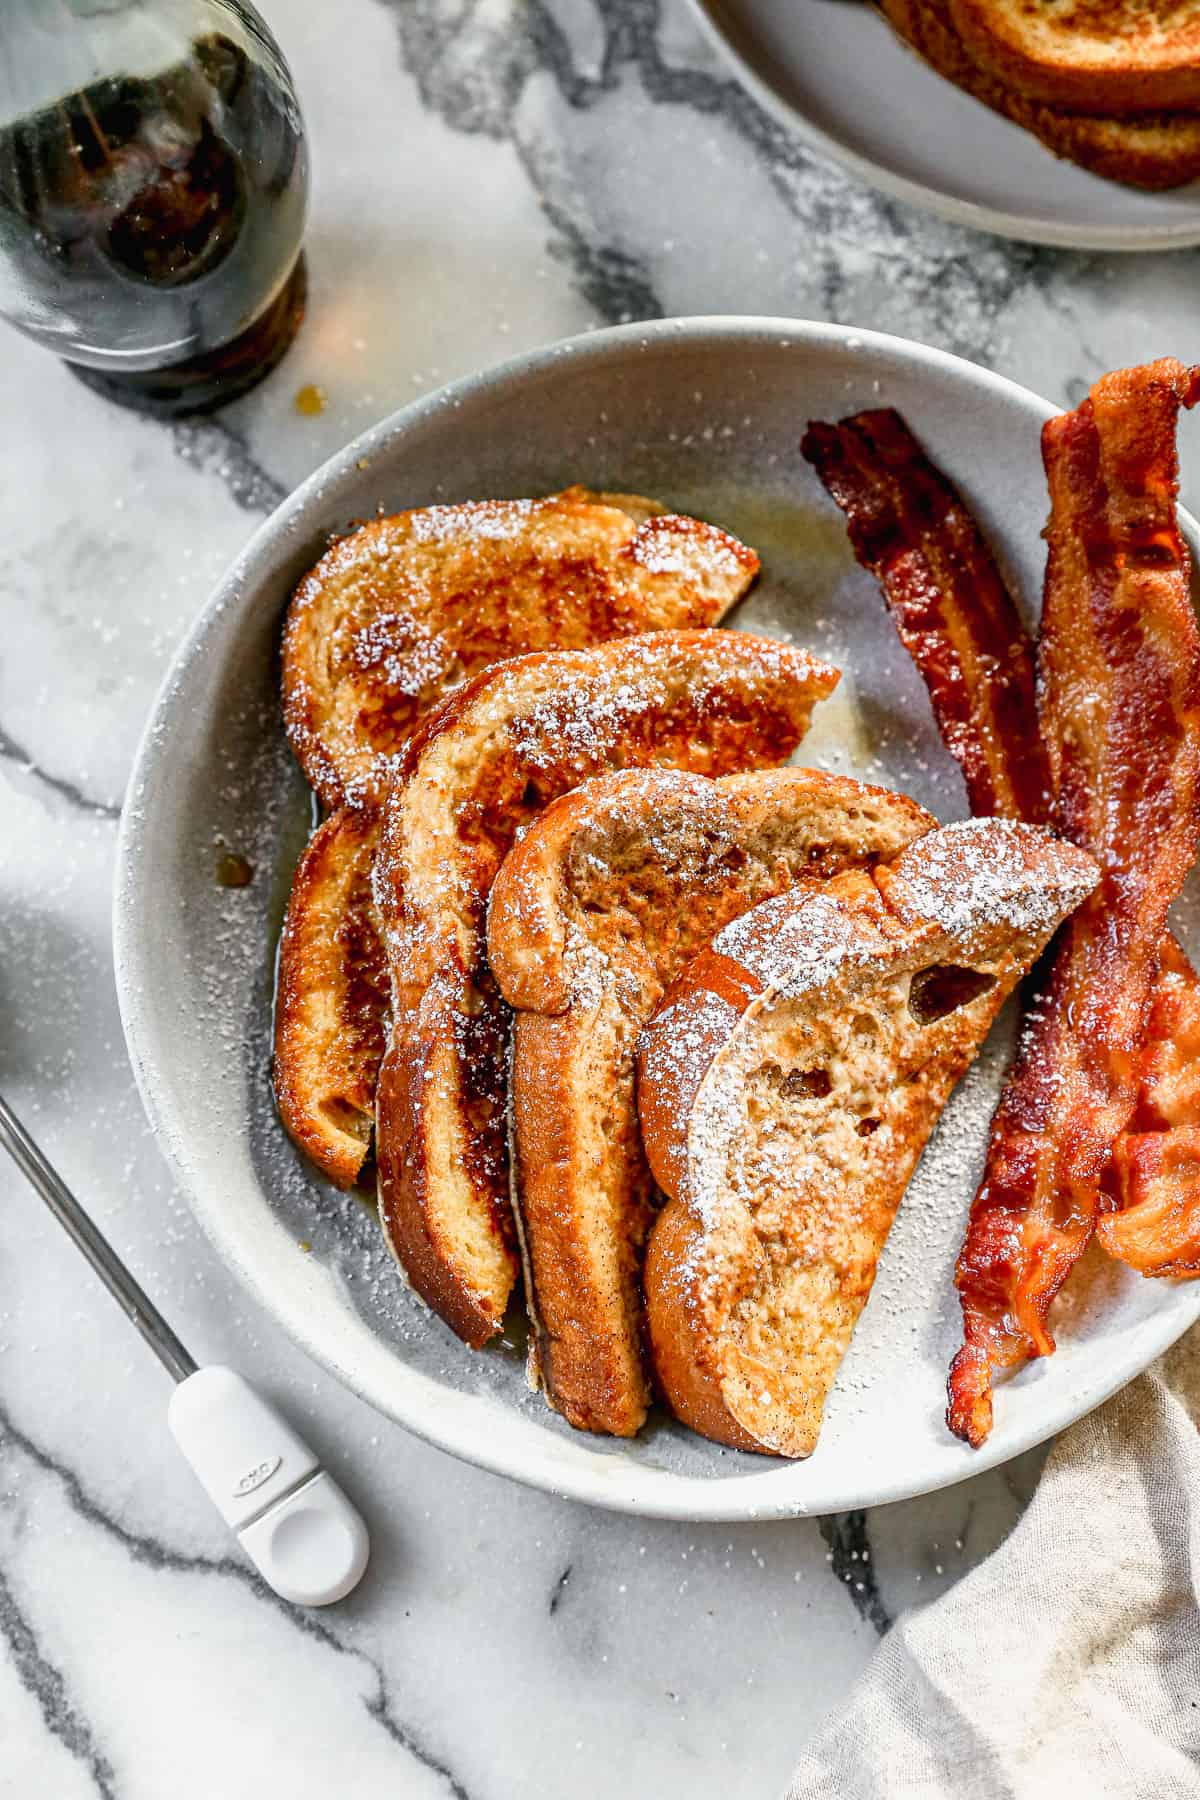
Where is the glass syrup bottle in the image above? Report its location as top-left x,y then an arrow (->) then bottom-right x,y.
0,0 -> 309,414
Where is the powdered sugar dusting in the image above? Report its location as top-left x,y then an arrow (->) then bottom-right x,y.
639,986 -> 740,1107
510,668 -> 659,765
348,610 -> 457,695
684,1044 -> 756,1225
886,817 -> 1098,943
404,496 -> 542,544
628,512 -> 756,580
714,888 -> 867,996
563,915 -> 614,1010
380,630 -> 832,953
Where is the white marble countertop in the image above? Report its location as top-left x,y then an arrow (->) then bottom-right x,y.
3,3 -> 1199,1796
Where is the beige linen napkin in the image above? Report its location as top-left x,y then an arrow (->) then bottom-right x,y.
788,1333 -> 1200,1798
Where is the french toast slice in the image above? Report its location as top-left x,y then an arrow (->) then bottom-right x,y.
274,488 -> 760,1185
486,767 -> 934,1435
949,0 -> 1200,117
373,631 -> 840,1347
282,487 -> 760,811
636,819 -> 1098,1458
274,807 -> 386,1186
881,0 -> 1200,189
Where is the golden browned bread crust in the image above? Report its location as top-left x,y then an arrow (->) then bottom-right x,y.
486,767 -> 935,1435
273,807 -> 387,1187
637,820 -> 1099,1458
281,487 -> 760,811
882,0 -> 1200,189
373,632 -> 841,1347
949,0 -> 1200,116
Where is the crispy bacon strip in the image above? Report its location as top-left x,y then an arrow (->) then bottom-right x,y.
804,369 -> 1200,1444
1098,937 -> 1200,1275
801,409 -> 1054,826
948,361 -> 1200,1442
1099,1130 -> 1200,1275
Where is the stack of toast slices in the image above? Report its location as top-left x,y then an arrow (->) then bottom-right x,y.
272,485 -> 1097,1458
275,487 -> 760,1187
880,0 -> 1200,189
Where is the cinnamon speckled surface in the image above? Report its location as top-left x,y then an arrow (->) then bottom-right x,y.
2,2 -> 1197,1795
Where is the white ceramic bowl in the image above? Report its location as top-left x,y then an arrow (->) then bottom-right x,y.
114,318 -> 1200,1519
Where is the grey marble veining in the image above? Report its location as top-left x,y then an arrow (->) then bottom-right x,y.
1,1 -> 1195,1795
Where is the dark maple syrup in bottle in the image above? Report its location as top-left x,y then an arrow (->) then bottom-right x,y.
0,2 -> 308,416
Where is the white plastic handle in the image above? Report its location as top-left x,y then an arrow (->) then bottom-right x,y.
168,1365 -> 369,1606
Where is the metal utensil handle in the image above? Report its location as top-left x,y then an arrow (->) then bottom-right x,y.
0,1092 -> 197,1383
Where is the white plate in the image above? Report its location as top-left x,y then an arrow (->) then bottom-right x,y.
114,317 -> 1200,1520
688,0 -> 1200,250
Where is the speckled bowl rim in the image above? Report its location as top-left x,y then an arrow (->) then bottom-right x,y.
115,316 -> 1200,1520
687,0 -> 1200,253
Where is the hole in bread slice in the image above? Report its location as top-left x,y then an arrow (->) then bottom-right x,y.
908,964 -> 996,1026
317,1096 -> 373,1142
754,1060 -> 834,1102
779,1066 -> 832,1101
